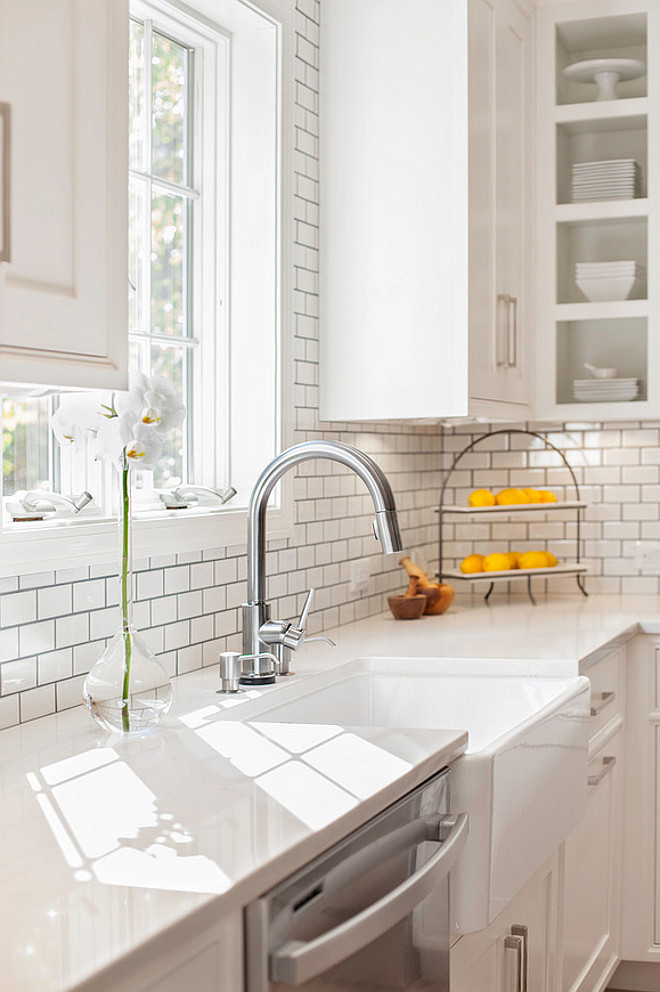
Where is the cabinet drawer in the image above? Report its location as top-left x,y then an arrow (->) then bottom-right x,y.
586,649 -> 623,744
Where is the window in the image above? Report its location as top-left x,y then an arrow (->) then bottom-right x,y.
0,0 -> 290,574
128,3 -> 229,494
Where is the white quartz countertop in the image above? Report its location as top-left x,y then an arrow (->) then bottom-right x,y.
3,592 -> 658,992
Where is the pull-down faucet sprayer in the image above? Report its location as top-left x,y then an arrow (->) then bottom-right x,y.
240,440 -> 403,684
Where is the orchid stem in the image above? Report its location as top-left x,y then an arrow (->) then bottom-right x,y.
120,461 -> 132,732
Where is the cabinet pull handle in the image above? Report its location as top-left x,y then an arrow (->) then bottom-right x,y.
590,690 -> 615,717
508,296 -> 518,370
511,924 -> 528,991
0,102 -> 10,263
588,755 -> 616,788
505,933 -> 524,991
496,294 -> 511,368
496,295 -> 518,370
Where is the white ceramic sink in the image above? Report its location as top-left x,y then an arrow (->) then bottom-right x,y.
228,657 -> 591,933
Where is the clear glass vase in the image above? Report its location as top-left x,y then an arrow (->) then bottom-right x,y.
83,460 -> 172,733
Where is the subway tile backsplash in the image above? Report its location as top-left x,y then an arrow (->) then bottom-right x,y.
1,1 -> 659,729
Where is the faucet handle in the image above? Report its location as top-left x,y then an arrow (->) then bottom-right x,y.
297,588 -> 314,631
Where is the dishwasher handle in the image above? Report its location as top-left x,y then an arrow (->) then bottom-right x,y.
270,811 -> 468,987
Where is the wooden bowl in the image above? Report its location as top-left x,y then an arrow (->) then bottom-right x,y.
387,594 -> 427,620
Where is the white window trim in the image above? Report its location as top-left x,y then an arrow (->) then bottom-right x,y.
0,0 -> 294,579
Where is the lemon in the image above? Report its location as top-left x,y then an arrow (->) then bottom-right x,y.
460,553 -> 485,574
495,488 -> 526,506
468,489 -> 496,507
508,551 -> 523,568
483,552 -> 514,572
538,490 -> 557,503
522,488 -> 542,503
545,551 -> 558,567
519,550 -> 549,570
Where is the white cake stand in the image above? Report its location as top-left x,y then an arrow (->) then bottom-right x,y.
563,58 -> 647,101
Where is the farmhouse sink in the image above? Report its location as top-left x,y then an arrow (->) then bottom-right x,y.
221,657 -> 591,933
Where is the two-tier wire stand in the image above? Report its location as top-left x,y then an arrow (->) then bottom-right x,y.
436,429 -> 588,605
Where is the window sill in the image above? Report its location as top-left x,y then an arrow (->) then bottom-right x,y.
0,502 -> 295,578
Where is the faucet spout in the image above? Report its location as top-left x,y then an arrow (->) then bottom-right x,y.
242,440 -> 403,660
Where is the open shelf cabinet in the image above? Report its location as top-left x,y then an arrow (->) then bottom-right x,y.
536,0 -> 660,421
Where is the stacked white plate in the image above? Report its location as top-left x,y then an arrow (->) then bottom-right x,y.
573,377 -> 641,402
575,260 -> 646,301
572,159 -> 643,202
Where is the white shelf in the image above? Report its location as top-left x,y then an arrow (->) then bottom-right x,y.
445,563 -> 588,582
556,199 -> 648,224
554,97 -> 648,126
439,500 -> 587,515
555,300 -> 648,321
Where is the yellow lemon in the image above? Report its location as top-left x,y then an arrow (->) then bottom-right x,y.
522,488 -> 542,503
508,551 -> 523,568
468,489 -> 496,507
519,550 -> 550,570
460,553 -> 485,574
545,551 -> 558,567
483,552 -> 514,572
538,490 -> 557,503
495,487 -> 526,506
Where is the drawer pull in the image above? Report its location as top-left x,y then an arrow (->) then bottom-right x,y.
590,691 -> 615,717
588,755 -> 616,788
504,934 -> 524,992
511,925 -> 528,992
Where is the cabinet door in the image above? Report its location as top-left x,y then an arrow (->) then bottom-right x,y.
451,852 -> 558,992
561,731 -> 623,992
469,0 -> 531,411
0,0 -> 128,391
77,912 -> 244,992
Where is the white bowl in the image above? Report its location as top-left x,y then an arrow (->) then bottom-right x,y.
584,364 -> 618,379
576,274 -> 645,302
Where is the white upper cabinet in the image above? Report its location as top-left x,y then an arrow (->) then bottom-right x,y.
470,0 -> 533,415
319,0 -> 533,422
0,0 -> 128,391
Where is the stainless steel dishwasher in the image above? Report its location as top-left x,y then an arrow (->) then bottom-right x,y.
245,768 -> 467,991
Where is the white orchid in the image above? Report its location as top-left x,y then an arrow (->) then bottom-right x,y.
50,394 -> 101,452
50,372 -> 185,471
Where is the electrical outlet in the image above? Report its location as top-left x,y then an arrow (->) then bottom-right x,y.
634,541 -> 660,571
349,558 -> 372,595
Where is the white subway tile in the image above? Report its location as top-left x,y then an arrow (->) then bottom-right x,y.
164,621 -> 189,652
164,565 -> 189,595
20,621 -> 55,657
73,579 -> 106,613
1,658 -> 36,695
178,590 -> 203,620
89,607 -> 120,641
55,613 -> 90,649
56,675 -> 87,711
20,684 -> 56,722
0,628 -> 18,663
137,569 -> 164,601
38,648 -> 73,685
0,694 -> 19,729
1,591 -> 36,628
38,584 -> 72,620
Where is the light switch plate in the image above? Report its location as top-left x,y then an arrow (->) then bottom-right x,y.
634,541 -> 660,571
349,558 -> 371,594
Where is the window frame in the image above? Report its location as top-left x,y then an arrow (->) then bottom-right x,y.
0,0 -> 294,579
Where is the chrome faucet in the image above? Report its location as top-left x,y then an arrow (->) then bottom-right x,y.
240,440 -> 403,684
